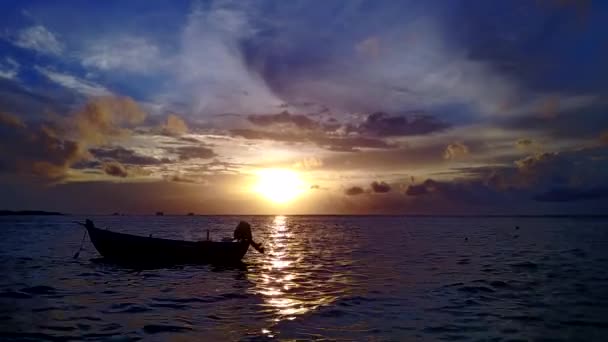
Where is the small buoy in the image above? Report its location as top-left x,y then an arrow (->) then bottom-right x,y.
465,237 -> 468,241
515,226 -> 520,230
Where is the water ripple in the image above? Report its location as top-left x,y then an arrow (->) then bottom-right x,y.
0,215 -> 607,340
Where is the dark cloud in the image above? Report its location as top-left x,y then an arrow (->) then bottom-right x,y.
446,0 -> 607,94
456,147 -> 608,202
321,136 -> 395,152
0,96 -> 147,181
600,131 -> 608,145
514,152 -> 573,187
103,161 -> 128,178
179,136 -> 201,143
171,146 -> 217,161
353,112 -> 449,137
0,111 -> 25,128
345,186 -> 365,196
320,144 -> 448,171
503,101 -> 608,140
90,146 -> 170,165
405,178 -> 499,204
405,182 -> 431,196
163,173 -> 207,184
371,181 -> 391,193
0,113 -> 82,180
0,78 -> 77,121
232,110 -> 449,151
248,111 -> 319,130
71,159 -> 102,170
534,186 -> 608,202
231,129 -> 394,152
516,138 -> 534,148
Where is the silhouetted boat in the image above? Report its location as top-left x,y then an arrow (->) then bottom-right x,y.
77,221 -> 252,266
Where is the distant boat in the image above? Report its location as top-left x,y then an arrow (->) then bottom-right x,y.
76,220 -> 259,266
156,211 -> 164,216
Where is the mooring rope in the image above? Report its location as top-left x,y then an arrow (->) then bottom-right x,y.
73,227 -> 88,259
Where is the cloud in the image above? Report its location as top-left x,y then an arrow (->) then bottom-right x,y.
516,138 -> 535,149
513,149 -> 608,189
600,131 -> 608,145
72,96 -> 146,145
179,160 -> 242,175
231,128 -> 394,152
170,146 -> 217,161
0,116 -> 82,180
232,109 -> 450,153
246,9 -> 522,117
458,146 -> 608,197
356,37 -> 382,59
36,67 -> 111,97
371,181 -> 391,193
171,2 -> 282,116
443,142 -> 470,160
404,178 -> 500,205
353,112 -> 449,137
14,25 -> 63,55
345,186 -> 365,196
405,182 -> 431,196
0,112 -> 25,128
320,143 -> 447,172
0,58 -> 19,80
503,99 -> 606,141
103,161 -> 128,178
81,36 -> 164,73
293,157 -> 323,169
534,186 -> 608,202
163,173 -> 207,184
90,146 -> 170,166
515,152 -> 563,175
0,96 -> 147,180
248,111 -> 319,130
0,77 -> 76,119
161,114 -> 189,136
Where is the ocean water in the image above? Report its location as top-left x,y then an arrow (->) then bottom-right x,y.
1,215 -> 608,341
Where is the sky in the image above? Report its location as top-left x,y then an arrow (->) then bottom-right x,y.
0,0 -> 607,215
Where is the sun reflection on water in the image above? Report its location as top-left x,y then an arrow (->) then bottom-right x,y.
253,215 -> 339,329
261,216 -> 306,317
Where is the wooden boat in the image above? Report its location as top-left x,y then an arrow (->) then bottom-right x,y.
77,220 -> 256,266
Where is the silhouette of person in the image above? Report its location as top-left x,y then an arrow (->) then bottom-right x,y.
234,221 -> 264,253
85,219 -> 95,230
234,221 -> 253,241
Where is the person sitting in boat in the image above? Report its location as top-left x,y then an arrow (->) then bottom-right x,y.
84,219 -> 95,230
234,221 -> 264,253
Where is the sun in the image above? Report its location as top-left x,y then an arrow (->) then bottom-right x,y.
253,169 -> 307,204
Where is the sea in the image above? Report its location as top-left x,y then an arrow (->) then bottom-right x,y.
1,215 -> 608,341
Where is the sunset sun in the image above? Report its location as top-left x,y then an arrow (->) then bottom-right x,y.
253,169 -> 307,204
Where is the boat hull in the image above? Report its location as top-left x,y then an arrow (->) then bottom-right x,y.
86,226 -> 249,266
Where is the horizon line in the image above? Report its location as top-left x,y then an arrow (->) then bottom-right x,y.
2,210 -> 608,218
